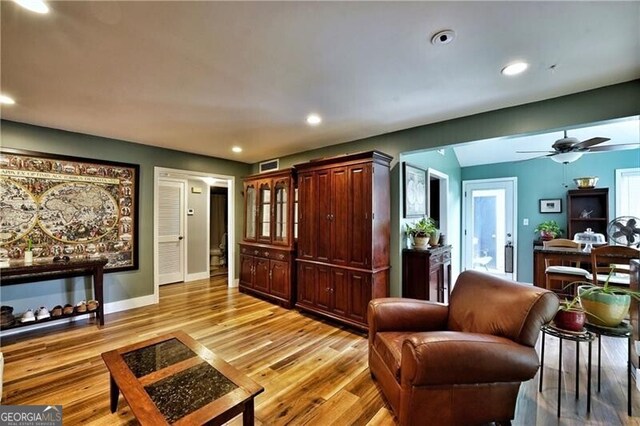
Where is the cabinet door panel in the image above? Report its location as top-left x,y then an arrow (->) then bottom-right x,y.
348,272 -> 370,323
272,177 -> 290,246
244,184 -> 257,241
258,180 -> 272,243
240,255 -> 254,287
331,168 -> 349,265
297,173 -> 316,260
332,268 -> 349,316
316,170 -> 332,262
348,165 -> 371,268
270,259 -> 289,299
428,266 -> 440,302
254,258 -> 270,292
316,265 -> 332,311
297,263 -> 315,305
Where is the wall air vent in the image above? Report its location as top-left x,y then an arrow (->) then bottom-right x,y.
259,159 -> 279,173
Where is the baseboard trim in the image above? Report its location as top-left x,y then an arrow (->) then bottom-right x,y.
104,294 -> 157,314
186,272 -> 210,282
231,278 -> 239,288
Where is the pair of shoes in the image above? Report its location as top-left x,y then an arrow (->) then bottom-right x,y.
76,301 -> 87,313
0,306 -> 15,327
63,304 -> 74,315
21,309 -> 35,323
51,305 -> 63,317
36,307 -> 50,320
87,300 -> 99,312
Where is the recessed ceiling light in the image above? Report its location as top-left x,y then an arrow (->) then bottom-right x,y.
232,146 -> 242,153
501,62 -> 529,76
13,0 -> 49,14
306,113 -> 322,126
430,30 -> 456,46
0,94 -> 16,105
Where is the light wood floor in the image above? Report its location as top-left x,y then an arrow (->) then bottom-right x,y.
1,277 -> 639,425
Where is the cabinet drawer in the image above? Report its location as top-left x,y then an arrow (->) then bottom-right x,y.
240,245 -> 291,261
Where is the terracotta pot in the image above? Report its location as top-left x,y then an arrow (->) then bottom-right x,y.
540,231 -> 555,241
578,285 -> 630,327
554,309 -> 586,332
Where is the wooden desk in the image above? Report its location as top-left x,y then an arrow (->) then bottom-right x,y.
533,246 -> 639,288
0,258 -> 108,328
102,331 -> 264,425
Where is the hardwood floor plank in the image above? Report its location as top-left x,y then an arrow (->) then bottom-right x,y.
1,277 -> 638,425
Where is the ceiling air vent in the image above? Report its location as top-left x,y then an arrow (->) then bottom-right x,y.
259,159 -> 279,173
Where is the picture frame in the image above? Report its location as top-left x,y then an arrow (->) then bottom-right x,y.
539,198 -> 562,214
403,162 -> 427,218
0,148 -> 140,272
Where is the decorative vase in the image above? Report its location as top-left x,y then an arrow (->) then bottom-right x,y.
578,285 -> 631,327
554,309 -> 585,332
429,230 -> 441,247
24,251 -> 33,264
413,236 -> 429,249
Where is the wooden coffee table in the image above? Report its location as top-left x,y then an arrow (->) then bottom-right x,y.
101,331 -> 263,425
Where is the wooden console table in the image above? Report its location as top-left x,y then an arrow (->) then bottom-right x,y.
0,257 -> 108,328
533,246 -> 639,288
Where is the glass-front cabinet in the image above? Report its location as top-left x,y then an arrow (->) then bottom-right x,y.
240,169 -> 296,307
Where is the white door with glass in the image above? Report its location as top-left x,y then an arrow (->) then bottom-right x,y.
462,178 -> 517,280
157,179 -> 186,285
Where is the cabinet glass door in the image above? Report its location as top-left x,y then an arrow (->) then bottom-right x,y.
259,181 -> 271,241
273,180 -> 288,244
244,184 -> 257,240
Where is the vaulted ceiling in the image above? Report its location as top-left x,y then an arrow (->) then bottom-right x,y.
2,1 -> 639,163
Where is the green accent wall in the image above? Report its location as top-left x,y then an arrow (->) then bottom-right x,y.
0,120 -> 250,312
462,148 -> 640,283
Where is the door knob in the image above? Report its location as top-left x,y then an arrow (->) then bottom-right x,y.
178,236 -> 184,240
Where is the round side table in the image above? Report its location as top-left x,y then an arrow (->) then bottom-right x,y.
540,323 -> 596,418
585,321 -> 633,416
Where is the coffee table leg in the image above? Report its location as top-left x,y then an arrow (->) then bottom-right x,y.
243,399 -> 255,426
110,375 -> 119,413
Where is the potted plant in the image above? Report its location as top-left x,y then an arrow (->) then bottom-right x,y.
553,295 -> 586,332
576,267 -> 640,327
405,217 -> 437,249
534,220 -> 563,241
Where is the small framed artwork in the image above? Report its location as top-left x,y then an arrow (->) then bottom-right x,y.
539,198 -> 562,214
403,162 -> 427,218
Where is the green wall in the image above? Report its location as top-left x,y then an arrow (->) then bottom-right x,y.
260,80 -> 640,295
0,120 -> 250,312
462,148 -> 640,283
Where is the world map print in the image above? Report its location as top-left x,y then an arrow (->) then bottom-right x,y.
0,150 -> 138,271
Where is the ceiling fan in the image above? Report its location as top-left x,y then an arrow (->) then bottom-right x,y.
517,131 -> 638,163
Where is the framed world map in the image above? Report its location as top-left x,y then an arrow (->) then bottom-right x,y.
0,148 -> 139,271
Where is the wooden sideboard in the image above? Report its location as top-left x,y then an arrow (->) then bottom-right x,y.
0,257 -> 108,330
402,246 -> 452,304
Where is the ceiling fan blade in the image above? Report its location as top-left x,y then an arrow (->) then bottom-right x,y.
587,143 -> 639,152
515,150 -> 555,154
573,137 -> 610,149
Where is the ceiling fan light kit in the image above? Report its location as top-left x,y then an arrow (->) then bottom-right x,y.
551,151 -> 583,164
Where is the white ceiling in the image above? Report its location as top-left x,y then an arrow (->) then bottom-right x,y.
1,1 -> 639,164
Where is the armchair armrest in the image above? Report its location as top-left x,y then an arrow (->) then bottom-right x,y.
368,298 -> 449,344
400,331 -> 540,387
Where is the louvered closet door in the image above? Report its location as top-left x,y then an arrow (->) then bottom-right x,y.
158,179 -> 185,285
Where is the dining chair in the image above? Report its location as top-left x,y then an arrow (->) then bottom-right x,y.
589,245 -> 640,286
543,238 -> 590,297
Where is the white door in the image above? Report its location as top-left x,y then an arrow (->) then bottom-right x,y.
158,179 -> 186,285
462,178 -> 517,280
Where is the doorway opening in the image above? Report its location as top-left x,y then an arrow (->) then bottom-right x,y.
209,186 -> 228,278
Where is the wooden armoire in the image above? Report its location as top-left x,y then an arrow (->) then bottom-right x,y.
239,169 -> 296,307
294,151 -> 392,330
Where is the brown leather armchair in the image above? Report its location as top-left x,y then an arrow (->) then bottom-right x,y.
368,270 -> 559,425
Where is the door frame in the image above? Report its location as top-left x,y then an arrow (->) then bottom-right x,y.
462,177 -> 518,279
154,167 -> 236,303
427,168 -> 449,241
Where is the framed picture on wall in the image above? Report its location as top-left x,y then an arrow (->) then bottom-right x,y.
0,148 -> 140,271
539,198 -> 562,213
403,162 -> 427,218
